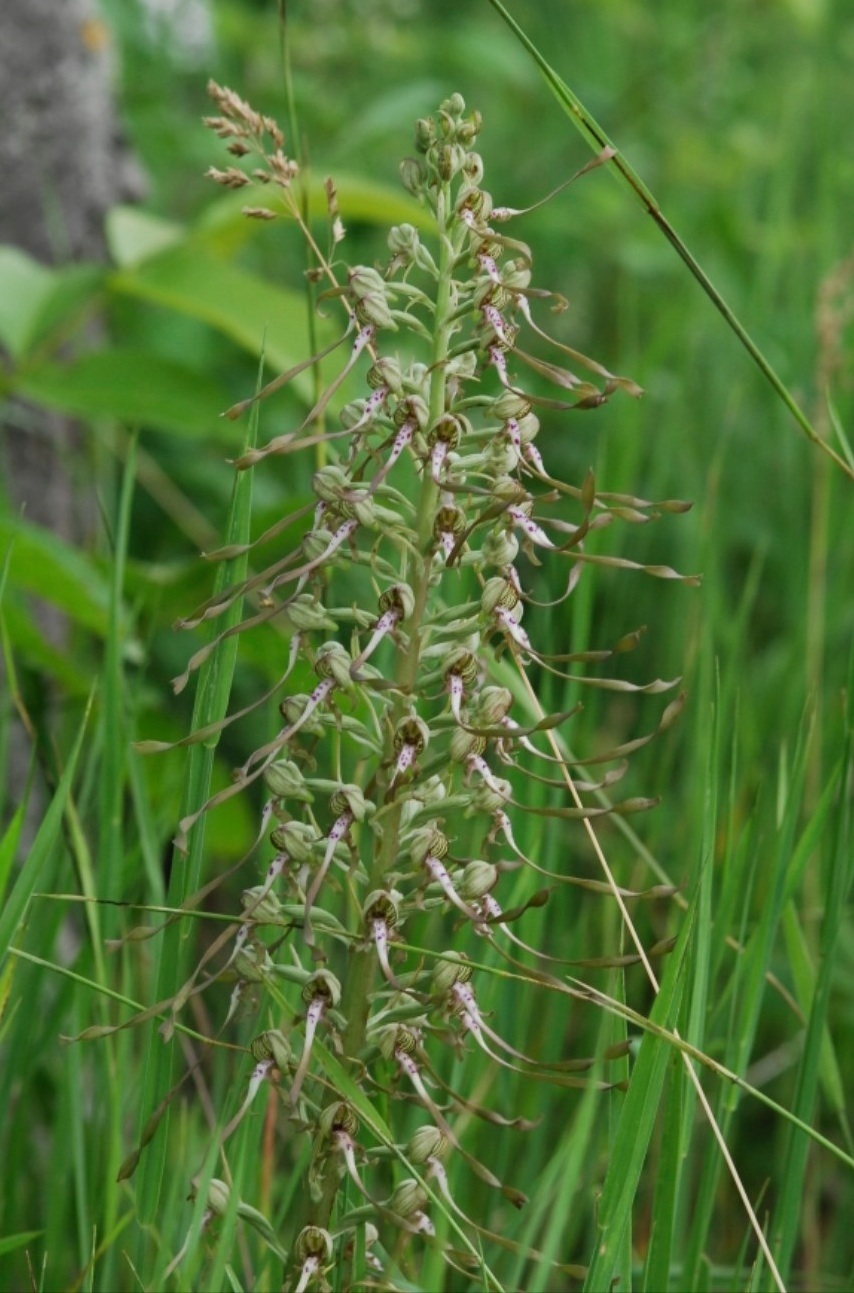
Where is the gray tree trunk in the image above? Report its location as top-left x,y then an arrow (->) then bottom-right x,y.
0,0 -> 142,818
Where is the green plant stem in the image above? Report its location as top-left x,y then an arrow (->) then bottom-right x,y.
303,180 -> 459,1242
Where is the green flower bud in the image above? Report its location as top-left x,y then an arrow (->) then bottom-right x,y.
436,142 -> 467,181
414,118 -> 435,152
450,726 -> 487,763
363,889 -> 400,929
269,820 -> 320,863
191,1177 -> 231,1216
408,823 -> 449,865
442,92 -> 466,120
394,715 -> 430,758
368,354 -> 403,394
379,582 -> 415,621
279,693 -> 325,735
301,527 -> 334,563
480,526 -> 520,567
468,775 -> 511,812
251,1029 -> 293,1070
234,940 -> 273,983
349,265 -> 395,329
431,951 -> 472,995
389,1178 -> 428,1220
399,156 -> 426,196
388,222 -> 421,259
462,151 -> 484,184
317,1100 -> 359,1139
312,464 -> 351,503
476,685 -> 513,724
302,969 -> 342,1009
294,1225 -> 333,1264
329,782 -> 372,822
315,641 -> 353,690
516,410 -> 541,444
481,576 -> 519,616
493,389 -> 532,419
264,759 -> 314,802
459,860 -> 498,900
394,392 -> 429,429
406,1125 -> 449,1165
240,885 -> 284,924
485,437 -> 518,475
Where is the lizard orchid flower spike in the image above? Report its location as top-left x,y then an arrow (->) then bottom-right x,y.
149,87 -> 695,1288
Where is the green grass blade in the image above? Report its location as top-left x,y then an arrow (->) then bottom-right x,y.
134,374 -> 260,1239
583,896 -> 696,1291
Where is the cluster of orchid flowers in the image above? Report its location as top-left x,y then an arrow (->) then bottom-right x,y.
161,86 -> 694,1289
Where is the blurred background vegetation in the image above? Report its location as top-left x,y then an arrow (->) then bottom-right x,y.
1,0 -> 852,1289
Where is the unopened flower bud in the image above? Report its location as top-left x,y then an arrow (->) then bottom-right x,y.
436,142 -> 467,181
406,1125 -> 449,1165
234,940 -> 273,983
264,759 -> 313,802
481,527 -> 519,567
450,726 -> 487,762
431,951 -> 472,995
368,354 -> 403,394
459,860 -> 498,900
481,576 -> 519,615
240,885 -> 284,924
279,693 -> 325,735
469,775 -> 511,812
312,464 -> 350,503
315,641 -> 354,689
476,685 -> 513,724
269,820 -> 320,863
329,782 -> 372,822
399,156 -> 426,196
493,389 -> 532,420
462,152 -> 484,184
414,118 -> 435,152
284,593 -> 337,633
388,223 -> 421,260
191,1177 -> 231,1216
408,822 -> 449,865
389,1178 -> 428,1220
349,265 -> 395,329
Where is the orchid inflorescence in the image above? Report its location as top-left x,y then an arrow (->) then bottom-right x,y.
161,83 -> 695,1289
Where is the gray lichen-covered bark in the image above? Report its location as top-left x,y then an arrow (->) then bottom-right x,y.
0,0 -> 142,548
0,0 -> 144,587
0,0 -> 142,809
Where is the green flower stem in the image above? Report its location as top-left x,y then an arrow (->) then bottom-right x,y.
304,181 -> 460,1240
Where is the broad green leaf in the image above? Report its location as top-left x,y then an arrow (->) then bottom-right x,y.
105,205 -> 185,268
18,348 -> 232,438
0,247 -> 54,359
110,243 -> 322,375
0,514 -> 113,635
0,249 -> 104,360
